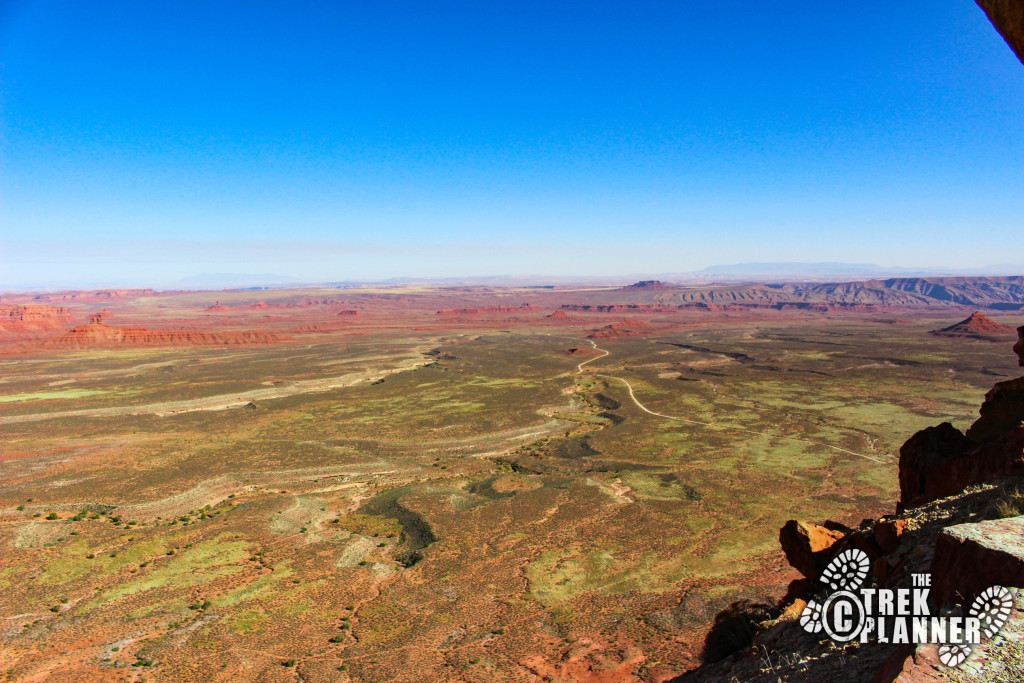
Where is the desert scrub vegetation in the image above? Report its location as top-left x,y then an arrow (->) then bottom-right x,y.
995,484 -> 1024,519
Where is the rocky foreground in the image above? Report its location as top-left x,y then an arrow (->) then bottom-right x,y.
673,328 -> 1024,682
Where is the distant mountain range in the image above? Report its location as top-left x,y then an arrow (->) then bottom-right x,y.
694,262 -> 1024,278
572,276 -> 1024,310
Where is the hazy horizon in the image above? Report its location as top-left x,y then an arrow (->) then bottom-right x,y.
4,261 -> 1024,294
2,2 -> 1023,288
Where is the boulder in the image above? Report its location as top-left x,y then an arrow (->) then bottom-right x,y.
873,519 -> 909,554
870,644 -> 944,683
898,423 -> 974,508
966,377 -> 1024,443
901,426 -> 1024,509
930,515 -> 1024,607
778,520 -> 846,579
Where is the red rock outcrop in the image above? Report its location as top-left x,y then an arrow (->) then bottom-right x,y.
930,311 -> 1016,339
520,638 -> 645,683
205,301 -> 227,312
778,520 -> 847,579
563,304 -> 684,313
870,644 -> 944,683
43,322 -> 282,348
564,347 -> 601,357
587,319 -> 651,340
435,304 -> 537,315
547,310 -> 570,319
930,516 -> 1024,607
899,423 -> 1024,509
897,330 -> 1024,508
898,423 -> 975,508
965,375 -> 1024,442
976,0 -> 1024,65
337,309 -> 360,316
0,305 -> 75,334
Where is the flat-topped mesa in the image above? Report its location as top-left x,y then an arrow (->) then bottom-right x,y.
622,280 -> 673,290
586,319 -> 651,339
930,310 -> 1016,339
29,288 -> 155,302
435,304 -> 537,315
42,322 -> 283,348
0,304 -> 75,335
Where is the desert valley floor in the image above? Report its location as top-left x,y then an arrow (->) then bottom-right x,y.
0,282 -> 1021,682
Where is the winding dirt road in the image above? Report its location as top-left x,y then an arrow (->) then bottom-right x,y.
576,339 -> 887,464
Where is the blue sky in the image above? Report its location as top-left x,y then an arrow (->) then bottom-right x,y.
1,1 -> 1023,287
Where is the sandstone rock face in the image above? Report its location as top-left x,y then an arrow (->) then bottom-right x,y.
873,519 -> 909,554
897,423 -> 975,508
43,322 -> 282,348
870,644 -> 944,683
0,305 -> 75,334
977,0 -> 1024,65
778,520 -> 846,579
966,376 -> 1024,442
900,423 -> 1024,508
929,311 -> 1016,339
930,515 -> 1024,607
896,326 -> 1024,508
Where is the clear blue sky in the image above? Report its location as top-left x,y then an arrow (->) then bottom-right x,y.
1,1 -> 1022,287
